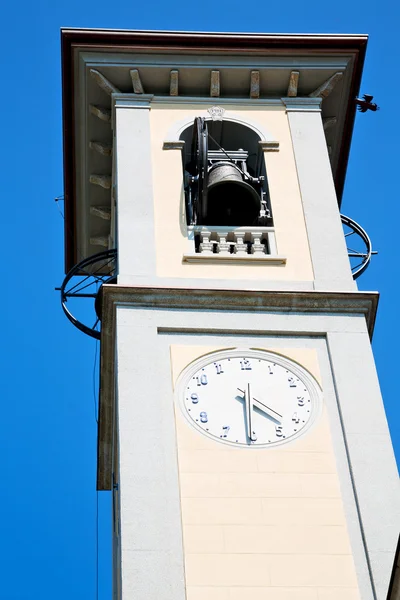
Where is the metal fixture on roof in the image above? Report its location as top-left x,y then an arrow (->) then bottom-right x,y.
341,214 -> 376,279
59,249 -> 117,339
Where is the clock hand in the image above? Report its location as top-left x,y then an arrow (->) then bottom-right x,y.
237,387 -> 282,424
253,397 -> 282,423
239,385 -> 257,442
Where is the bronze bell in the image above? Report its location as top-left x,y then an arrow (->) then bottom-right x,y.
203,162 -> 261,226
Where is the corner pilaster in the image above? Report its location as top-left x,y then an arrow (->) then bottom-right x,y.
282,97 -> 356,291
113,95 -> 156,284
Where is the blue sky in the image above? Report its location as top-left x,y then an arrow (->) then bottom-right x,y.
1,0 -> 398,598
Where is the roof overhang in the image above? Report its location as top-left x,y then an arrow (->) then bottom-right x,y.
61,28 -> 368,273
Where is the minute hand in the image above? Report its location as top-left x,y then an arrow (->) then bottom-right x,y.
245,383 -> 257,441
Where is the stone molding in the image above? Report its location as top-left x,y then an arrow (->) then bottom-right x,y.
182,254 -> 287,265
163,110 -> 279,150
282,96 -> 323,112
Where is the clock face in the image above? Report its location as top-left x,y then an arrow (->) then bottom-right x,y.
177,349 -> 322,448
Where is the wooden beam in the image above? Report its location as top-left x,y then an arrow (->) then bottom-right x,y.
287,71 -> 299,97
90,236 -> 109,248
90,206 -> 112,220
89,104 -> 111,123
89,174 -> 112,189
250,71 -> 260,99
323,117 -> 337,131
309,72 -> 343,99
130,69 -> 144,94
210,71 -> 220,97
89,141 -> 112,156
170,70 -> 179,96
90,69 -> 120,96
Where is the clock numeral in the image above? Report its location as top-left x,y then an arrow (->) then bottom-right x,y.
292,412 -> 300,423
200,411 -> 208,423
288,376 -> 297,387
268,365 -> 274,374
191,393 -> 199,404
215,363 -> 224,375
240,359 -> 252,370
221,425 -> 230,438
297,396 -> 305,407
275,425 -> 284,438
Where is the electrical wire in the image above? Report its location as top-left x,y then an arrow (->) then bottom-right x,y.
55,195 -> 65,220
96,489 -> 99,600
93,337 -> 100,599
56,192 -> 101,599
93,339 -> 99,423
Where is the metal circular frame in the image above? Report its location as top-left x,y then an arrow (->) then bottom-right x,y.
60,249 -> 117,339
341,214 -> 374,280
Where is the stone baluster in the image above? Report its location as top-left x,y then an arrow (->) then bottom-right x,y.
199,230 -> 213,254
217,231 -> 230,255
251,231 -> 266,255
235,232 -> 248,255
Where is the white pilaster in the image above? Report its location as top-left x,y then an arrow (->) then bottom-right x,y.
327,329 -> 400,599
114,96 -> 156,283
283,97 -> 356,291
115,308 -> 186,600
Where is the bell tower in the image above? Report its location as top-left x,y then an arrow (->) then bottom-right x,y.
61,29 -> 399,600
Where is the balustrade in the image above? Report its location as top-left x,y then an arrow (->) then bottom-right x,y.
187,226 -> 277,256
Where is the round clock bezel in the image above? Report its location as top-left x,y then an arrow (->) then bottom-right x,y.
175,348 -> 323,448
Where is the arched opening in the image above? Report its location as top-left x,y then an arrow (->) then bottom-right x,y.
180,118 -> 272,228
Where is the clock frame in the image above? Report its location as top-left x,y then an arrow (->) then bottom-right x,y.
176,348 -> 323,448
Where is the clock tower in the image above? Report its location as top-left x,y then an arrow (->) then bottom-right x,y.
61,29 -> 399,600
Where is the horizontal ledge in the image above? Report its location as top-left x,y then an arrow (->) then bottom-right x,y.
152,96 -> 286,105
183,253 -> 287,265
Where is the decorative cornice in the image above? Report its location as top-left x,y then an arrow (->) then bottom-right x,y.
282,97 -> 323,112
101,286 -> 378,335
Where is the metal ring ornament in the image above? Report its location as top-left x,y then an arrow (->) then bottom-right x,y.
60,249 -> 117,339
341,214 -> 374,280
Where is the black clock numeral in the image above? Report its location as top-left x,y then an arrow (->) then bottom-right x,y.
215,363 -> 224,375
240,359 -> 252,370
288,376 -> 297,387
297,396 -> 305,406
292,412 -> 300,423
275,425 -> 284,438
221,425 -> 230,438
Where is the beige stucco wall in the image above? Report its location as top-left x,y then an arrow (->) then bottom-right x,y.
171,345 -> 360,600
150,105 -> 314,282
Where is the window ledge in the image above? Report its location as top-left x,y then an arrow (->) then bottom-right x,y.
182,253 -> 287,266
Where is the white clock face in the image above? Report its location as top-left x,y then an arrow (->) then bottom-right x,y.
178,349 -> 322,448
